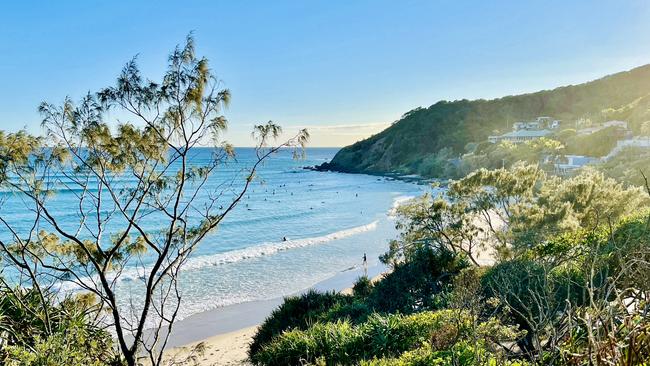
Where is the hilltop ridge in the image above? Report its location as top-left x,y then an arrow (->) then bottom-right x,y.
320,64 -> 650,176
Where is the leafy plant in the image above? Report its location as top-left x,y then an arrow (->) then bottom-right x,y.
249,290 -> 352,358
253,310 -> 520,366
0,288 -> 120,365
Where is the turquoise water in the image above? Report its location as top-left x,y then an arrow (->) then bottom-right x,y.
0,147 -> 426,321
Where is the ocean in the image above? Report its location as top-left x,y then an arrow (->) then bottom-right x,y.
0,147 -> 427,323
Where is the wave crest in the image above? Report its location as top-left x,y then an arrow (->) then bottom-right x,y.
181,221 -> 379,271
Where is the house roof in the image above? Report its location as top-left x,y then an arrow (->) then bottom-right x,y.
500,129 -> 551,138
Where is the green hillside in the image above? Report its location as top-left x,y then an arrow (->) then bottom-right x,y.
322,64 -> 650,176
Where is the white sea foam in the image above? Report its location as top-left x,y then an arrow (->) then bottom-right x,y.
57,220 -> 381,294
179,220 -> 379,272
388,195 -> 415,217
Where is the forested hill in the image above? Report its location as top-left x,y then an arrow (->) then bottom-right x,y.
321,64 -> 650,176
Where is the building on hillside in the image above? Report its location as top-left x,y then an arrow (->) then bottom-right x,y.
488,129 -> 552,144
603,120 -> 628,129
488,117 -> 560,144
577,126 -> 601,135
512,117 -> 560,131
553,155 -> 599,175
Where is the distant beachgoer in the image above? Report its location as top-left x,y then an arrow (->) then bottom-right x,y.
362,253 -> 368,277
282,236 -> 287,242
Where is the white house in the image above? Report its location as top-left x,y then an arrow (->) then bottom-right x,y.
488,129 -> 552,144
554,155 -> 598,175
488,117 -> 558,144
603,120 -> 628,129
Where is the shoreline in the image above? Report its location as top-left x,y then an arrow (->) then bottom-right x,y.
160,262 -> 388,347
158,264 -> 388,365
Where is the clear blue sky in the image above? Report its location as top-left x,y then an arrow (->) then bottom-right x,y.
1,0 -> 650,146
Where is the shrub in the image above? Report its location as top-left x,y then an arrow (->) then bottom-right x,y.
320,300 -> 373,324
480,259 -> 562,355
371,248 -> 467,314
249,290 -> 352,358
360,342 -> 530,366
252,320 -> 361,366
3,323 -> 117,366
0,288 -> 120,365
360,344 -> 448,366
352,276 -> 374,298
252,310 -> 520,366
252,312 -> 449,365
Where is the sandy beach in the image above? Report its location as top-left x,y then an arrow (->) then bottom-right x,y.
160,326 -> 257,366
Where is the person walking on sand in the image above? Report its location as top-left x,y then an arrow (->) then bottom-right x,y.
362,253 -> 367,277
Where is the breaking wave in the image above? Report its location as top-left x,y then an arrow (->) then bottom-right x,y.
180,220 -> 380,272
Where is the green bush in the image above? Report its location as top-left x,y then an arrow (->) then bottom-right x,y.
250,249 -> 467,361
3,323 -> 117,366
319,300 -> 373,325
255,320 -> 362,366
371,248 -> 467,314
0,289 -> 120,365
360,342 -> 532,366
249,290 -> 352,358
252,312 -> 441,365
253,310 -> 522,366
352,276 -> 374,298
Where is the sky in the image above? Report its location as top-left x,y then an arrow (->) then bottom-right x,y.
1,1 -> 650,147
